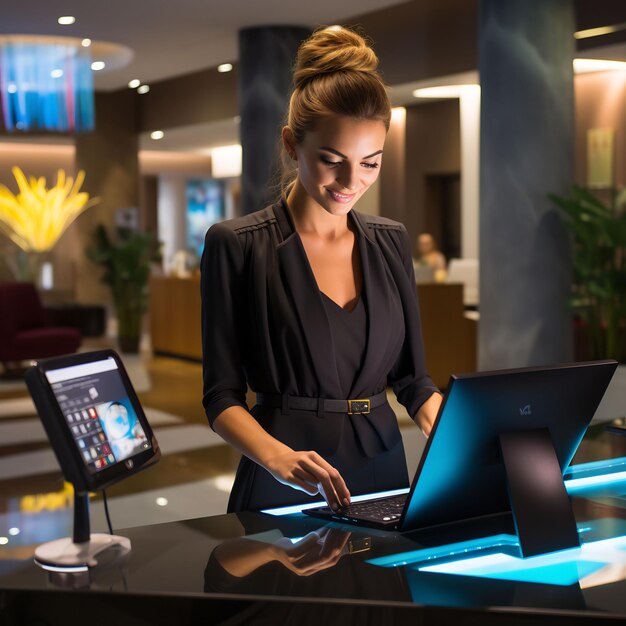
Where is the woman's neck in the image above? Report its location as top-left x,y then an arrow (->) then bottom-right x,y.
286,180 -> 350,241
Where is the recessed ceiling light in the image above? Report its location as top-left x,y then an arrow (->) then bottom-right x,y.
218,63 -> 233,73
7,83 -> 17,94
233,115 -> 241,124
128,79 -> 141,89
0,537 -> 8,545
81,38 -> 91,47
58,16 -> 76,25
137,84 -> 150,94
91,61 -> 105,71
8,528 -> 19,536
156,497 -> 168,506
51,69 -> 64,79
150,130 -> 164,140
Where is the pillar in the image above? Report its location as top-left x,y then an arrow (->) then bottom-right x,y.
479,0 -> 575,369
74,90 -> 140,304
238,26 -> 310,215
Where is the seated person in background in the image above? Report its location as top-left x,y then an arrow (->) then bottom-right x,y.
414,233 -> 447,283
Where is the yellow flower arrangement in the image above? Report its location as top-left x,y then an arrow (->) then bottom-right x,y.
0,166 -> 98,252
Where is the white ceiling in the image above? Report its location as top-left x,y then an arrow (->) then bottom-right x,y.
1,0 -> 410,91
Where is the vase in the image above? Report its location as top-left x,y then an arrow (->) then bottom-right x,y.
114,285 -> 144,354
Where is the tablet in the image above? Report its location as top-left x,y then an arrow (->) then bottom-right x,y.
25,349 -> 160,493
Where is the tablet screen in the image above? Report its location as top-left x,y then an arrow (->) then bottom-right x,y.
45,356 -> 151,474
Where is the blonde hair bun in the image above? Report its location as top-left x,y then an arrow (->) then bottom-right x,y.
293,26 -> 379,89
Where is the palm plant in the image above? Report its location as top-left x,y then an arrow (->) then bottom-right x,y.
87,224 -> 161,353
549,186 -> 626,362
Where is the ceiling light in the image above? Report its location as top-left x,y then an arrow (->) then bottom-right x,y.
413,85 -> 479,99
150,130 -> 164,140
128,79 -> 140,89
57,16 -> 76,25
217,63 -> 233,73
574,23 -> 626,40
156,497 -> 168,506
233,115 -> 241,124
81,38 -> 91,47
137,84 -> 150,94
7,83 -> 17,94
0,537 -> 8,545
50,69 -> 64,79
8,528 -> 20,536
574,58 -> 626,73
91,61 -> 105,71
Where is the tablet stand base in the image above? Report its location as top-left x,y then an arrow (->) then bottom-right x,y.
34,534 -> 131,571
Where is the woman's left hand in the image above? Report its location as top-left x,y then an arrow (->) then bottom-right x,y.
415,392 -> 443,437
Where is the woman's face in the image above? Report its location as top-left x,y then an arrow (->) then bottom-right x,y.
285,116 -> 387,216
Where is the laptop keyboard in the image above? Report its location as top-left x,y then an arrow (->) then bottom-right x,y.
337,494 -> 407,523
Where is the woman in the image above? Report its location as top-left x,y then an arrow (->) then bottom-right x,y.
201,26 -> 442,513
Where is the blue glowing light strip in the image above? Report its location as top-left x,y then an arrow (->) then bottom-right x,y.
416,534 -> 626,587
261,487 -> 410,517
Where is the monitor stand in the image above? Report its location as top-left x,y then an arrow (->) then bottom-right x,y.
34,491 -> 131,571
499,428 -> 580,558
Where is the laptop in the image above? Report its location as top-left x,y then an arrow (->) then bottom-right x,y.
304,361 -> 617,534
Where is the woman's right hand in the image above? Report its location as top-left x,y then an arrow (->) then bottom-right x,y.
265,449 -> 351,510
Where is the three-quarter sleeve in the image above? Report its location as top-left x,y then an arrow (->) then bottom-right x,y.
386,226 -> 440,418
200,223 -> 249,428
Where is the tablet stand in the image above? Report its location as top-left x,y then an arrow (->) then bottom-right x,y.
499,428 -> 580,558
34,491 -> 131,571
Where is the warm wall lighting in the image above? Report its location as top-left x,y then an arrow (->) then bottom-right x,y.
91,61 -> 105,71
217,63 -> 233,73
413,84 -> 479,99
150,130 -> 164,140
211,144 -> 242,178
57,16 -> 76,25
574,58 -> 626,74
128,78 -> 140,88
137,84 -> 150,94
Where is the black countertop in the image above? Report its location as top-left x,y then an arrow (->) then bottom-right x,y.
4,433 -> 626,625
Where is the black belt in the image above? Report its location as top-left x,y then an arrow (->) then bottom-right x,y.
255,391 -> 387,415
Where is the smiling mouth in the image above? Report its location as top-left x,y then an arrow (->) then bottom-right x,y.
327,189 -> 356,203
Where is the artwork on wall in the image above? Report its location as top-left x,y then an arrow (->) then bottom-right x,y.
186,179 -> 225,257
587,128 -> 614,189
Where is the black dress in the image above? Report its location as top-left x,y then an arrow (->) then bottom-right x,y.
200,200 -> 438,512
319,290 -> 409,498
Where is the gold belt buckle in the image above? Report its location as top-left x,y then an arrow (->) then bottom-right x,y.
347,398 -> 370,414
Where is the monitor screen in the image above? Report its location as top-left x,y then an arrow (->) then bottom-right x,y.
45,356 -> 151,474
26,349 -> 160,493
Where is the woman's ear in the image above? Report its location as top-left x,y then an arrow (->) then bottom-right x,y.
282,126 -> 297,161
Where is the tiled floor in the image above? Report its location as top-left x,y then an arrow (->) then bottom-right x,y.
0,339 -> 426,557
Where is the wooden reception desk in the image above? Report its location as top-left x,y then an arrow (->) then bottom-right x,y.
149,276 -> 477,384
149,275 -> 202,360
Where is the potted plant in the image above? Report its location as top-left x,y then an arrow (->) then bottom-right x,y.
549,185 -> 626,421
87,224 -> 161,353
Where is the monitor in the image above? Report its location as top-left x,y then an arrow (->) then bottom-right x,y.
401,360 -> 618,556
25,349 -> 161,570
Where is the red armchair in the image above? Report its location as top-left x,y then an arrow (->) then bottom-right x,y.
0,282 -> 82,370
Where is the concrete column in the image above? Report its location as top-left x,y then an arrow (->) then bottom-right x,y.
479,0 -> 575,369
238,26 -> 310,214
74,90 -> 139,304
